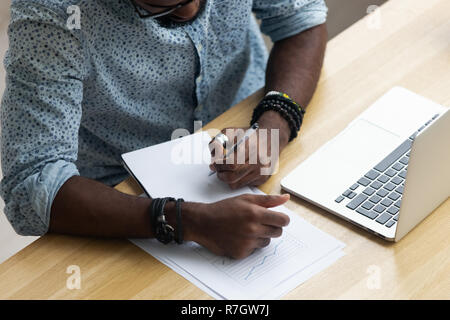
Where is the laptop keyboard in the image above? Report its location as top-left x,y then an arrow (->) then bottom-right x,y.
335,114 -> 439,228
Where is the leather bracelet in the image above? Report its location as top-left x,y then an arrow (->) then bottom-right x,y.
151,197 -> 176,244
175,198 -> 185,244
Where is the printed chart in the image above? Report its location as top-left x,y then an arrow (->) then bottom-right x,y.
193,233 -> 307,285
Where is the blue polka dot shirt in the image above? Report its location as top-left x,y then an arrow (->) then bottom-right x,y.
1,0 -> 327,235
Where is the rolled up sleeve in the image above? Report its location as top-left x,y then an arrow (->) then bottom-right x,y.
253,0 -> 328,43
0,2 -> 88,235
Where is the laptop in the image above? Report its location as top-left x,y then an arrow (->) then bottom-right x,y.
281,87 -> 450,241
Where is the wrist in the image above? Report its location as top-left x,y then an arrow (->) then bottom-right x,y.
165,201 -> 205,243
251,91 -> 305,143
257,110 -> 290,149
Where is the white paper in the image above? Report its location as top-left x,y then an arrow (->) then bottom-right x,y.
133,237 -> 344,300
131,204 -> 345,299
123,132 -> 346,299
122,132 -> 253,202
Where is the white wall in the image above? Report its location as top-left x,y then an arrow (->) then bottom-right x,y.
262,0 -> 388,48
326,0 -> 388,39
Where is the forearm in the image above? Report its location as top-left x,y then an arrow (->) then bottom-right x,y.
48,176 -> 291,260
49,176 -> 199,239
265,23 -> 327,108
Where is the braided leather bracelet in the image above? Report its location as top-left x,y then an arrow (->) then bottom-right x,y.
151,197 -> 176,244
175,198 -> 185,244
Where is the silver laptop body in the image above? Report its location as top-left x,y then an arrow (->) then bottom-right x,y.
281,87 -> 450,241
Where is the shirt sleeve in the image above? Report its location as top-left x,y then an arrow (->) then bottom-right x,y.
253,0 -> 328,43
0,2 -> 88,236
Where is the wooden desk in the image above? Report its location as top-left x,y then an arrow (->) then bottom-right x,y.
0,0 -> 449,299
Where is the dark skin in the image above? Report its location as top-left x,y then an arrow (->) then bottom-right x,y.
210,24 -> 328,189
135,0 -> 201,22
49,0 -> 327,259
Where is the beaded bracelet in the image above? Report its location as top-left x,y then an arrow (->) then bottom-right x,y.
251,101 -> 299,140
251,91 -> 305,141
266,91 -> 306,117
266,99 -> 302,129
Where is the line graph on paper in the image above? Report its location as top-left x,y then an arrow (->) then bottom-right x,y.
192,233 -> 307,286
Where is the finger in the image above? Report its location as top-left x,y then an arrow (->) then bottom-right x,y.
246,193 -> 290,208
209,139 -> 225,159
260,209 -> 290,227
248,174 -> 270,187
231,248 -> 255,260
213,161 -> 241,172
213,128 -> 250,168
256,225 -> 283,238
228,169 -> 259,189
209,127 -> 237,161
217,166 -> 252,185
256,238 -> 271,248
213,146 -> 249,171
242,173 -> 271,189
222,127 -> 244,145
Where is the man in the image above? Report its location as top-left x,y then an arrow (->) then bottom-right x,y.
1,0 -> 327,259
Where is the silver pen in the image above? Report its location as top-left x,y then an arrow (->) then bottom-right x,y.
209,123 -> 259,176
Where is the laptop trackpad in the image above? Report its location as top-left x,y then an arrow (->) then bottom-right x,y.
282,119 -> 403,199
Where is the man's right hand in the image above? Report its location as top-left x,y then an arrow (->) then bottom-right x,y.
184,194 -> 290,259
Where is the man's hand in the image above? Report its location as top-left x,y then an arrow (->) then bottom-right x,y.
209,110 -> 290,189
185,193 -> 290,259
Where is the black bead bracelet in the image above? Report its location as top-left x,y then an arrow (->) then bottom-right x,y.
251,91 -> 305,141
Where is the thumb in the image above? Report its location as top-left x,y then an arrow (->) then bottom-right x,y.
249,193 -> 290,208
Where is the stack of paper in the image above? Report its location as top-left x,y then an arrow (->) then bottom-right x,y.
122,132 -> 345,299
